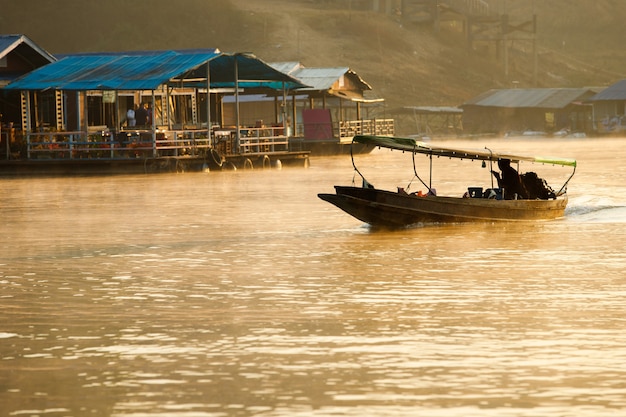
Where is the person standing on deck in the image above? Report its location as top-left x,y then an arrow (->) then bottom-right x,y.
135,103 -> 148,127
146,103 -> 153,126
126,105 -> 136,127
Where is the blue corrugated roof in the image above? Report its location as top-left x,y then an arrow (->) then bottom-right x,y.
203,53 -> 307,90
5,50 -> 307,91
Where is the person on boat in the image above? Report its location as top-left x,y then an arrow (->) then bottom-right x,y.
491,158 -> 529,200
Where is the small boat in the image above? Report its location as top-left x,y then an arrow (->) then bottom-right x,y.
318,135 -> 577,228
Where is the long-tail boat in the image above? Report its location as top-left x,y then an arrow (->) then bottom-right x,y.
318,135 -> 577,228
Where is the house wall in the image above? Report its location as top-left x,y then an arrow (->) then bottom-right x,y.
563,103 -> 593,133
1,49 -> 48,125
593,100 -> 626,133
462,106 -> 513,134
332,75 -> 360,93
222,100 -> 278,129
593,100 -> 626,120
0,90 -> 22,126
462,105 -> 591,135
221,94 -> 365,136
0,51 -> 34,77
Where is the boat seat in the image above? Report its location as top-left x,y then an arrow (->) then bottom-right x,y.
483,188 -> 503,200
468,187 -> 483,198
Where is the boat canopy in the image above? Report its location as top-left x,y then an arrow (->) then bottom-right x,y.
354,135 -> 577,168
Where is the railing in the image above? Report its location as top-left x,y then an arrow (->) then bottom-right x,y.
22,127 -> 289,160
215,126 -> 289,156
453,0 -> 492,16
293,118 -> 395,144
25,129 -> 212,160
338,119 -> 395,140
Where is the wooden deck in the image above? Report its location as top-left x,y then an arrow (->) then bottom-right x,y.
0,126 -> 310,176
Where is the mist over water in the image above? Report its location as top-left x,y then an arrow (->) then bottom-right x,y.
1,138 -> 626,417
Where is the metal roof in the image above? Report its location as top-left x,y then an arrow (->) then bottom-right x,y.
5,50 -> 307,91
462,88 -> 595,109
0,34 -> 56,85
0,34 -> 56,64
269,61 -> 303,75
201,53 -> 307,90
270,63 -> 372,92
292,67 -> 351,91
295,67 -> 372,92
589,80 -> 626,101
392,106 -> 463,115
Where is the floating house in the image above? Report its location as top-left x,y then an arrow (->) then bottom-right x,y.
0,35 -> 56,87
588,80 -> 626,134
461,88 -> 597,136
1,44 -> 311,174
0,35 -> 56,160
222,62 -> 394,155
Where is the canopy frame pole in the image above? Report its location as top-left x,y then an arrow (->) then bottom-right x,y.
429,153 -> 433,191
350,138 -> 370,188
485,147 -> 495,189
410,144 -> 432,193
556,165 -> 576,197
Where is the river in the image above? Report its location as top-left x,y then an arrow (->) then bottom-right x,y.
1,137 -> 626,417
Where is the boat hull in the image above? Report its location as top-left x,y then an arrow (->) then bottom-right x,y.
318,186 -> 568,228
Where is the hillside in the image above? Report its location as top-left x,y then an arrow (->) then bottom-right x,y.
228,0 -> 626,107
2,0 -> 626,113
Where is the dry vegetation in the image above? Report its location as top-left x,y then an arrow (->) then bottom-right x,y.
2,0 -> 626,112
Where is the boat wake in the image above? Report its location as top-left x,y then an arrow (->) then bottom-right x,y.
566,195 -> 626,223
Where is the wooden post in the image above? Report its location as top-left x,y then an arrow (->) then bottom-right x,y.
21,91 -> 31,158
291,94 -> 297,138
114,91 -> 119,132
151,90 -> 156,157
234,54 -> 240,152
206,61 -> 211,139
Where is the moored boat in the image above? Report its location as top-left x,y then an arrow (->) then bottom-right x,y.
318,135 -> 576,228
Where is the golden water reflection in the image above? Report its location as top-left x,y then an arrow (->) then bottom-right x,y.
2,138 -> 626,416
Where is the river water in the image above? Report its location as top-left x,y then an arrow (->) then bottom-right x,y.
1,137 -> 626,417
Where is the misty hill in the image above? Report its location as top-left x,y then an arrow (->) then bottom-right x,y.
2,0 -> 626,111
